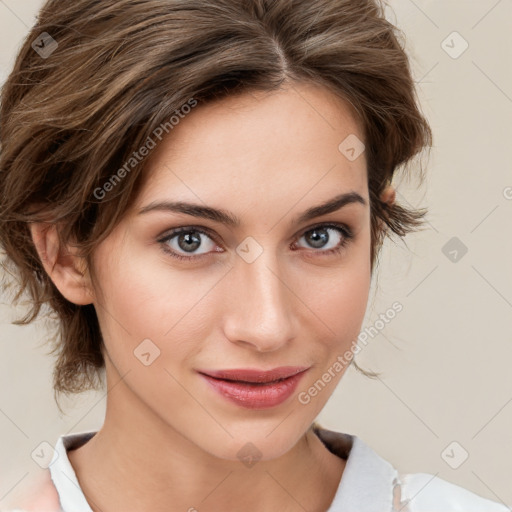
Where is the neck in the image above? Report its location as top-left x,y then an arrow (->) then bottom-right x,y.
68,370 -> 345,512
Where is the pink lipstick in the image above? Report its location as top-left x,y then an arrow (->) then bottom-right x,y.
198,366 -> 309,409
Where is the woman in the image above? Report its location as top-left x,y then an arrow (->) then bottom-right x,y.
0,0 -> 508,511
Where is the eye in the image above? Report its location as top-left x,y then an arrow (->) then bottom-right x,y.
158,227 -> 220,261
293,223 -> 354,256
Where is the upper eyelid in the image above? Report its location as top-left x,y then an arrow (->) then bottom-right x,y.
158,225 -> 218,244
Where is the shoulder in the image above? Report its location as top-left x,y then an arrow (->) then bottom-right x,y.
0,469 -> 61,512
398,472 -> 510,512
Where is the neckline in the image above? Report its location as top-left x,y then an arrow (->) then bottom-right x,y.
49,426 -> 397,512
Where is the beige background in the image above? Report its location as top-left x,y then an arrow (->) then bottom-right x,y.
1,0 -> 511,507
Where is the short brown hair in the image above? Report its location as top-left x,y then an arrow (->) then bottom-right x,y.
0,0 -> 432,404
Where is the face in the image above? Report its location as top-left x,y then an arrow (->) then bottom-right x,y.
89,82 -> 372,461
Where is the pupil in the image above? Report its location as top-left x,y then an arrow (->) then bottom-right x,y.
308,228 -> 328,248
178,232 -> 201,252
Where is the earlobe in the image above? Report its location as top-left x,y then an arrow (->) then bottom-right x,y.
380,184 -> 396,206
376,185 -> 396,233
28,222 -> 94,306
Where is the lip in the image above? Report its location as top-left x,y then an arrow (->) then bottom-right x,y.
198,366 -> 309,409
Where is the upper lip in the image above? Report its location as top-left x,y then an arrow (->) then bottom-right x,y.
198,366 -> 309,383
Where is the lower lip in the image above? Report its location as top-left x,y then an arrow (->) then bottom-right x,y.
199,371 -> 307,409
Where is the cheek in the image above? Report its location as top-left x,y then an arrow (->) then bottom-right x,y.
295,236 -> 372,341
323,267 -> 370,329
291,247 -> 371,411
91,243 -> 222,366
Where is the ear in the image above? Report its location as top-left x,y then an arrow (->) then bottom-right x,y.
379,184 -> 396,206
28,222 -> 94,306
375,185 -> 396,235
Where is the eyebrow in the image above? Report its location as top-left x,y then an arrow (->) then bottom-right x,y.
137,191 -> 367,227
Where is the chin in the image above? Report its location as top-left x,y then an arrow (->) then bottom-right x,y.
197,421 -> 309,463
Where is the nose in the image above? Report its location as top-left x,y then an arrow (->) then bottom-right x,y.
222,249 -> 297,353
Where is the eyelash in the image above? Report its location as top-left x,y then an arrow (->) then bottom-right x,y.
157,222 -> 355,262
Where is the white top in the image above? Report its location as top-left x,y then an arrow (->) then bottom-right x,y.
3,428 -> 510,512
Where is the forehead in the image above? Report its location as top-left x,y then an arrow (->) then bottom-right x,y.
132,83 -> 368,214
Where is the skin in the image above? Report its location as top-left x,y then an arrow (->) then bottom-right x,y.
30,82 -> 395,512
